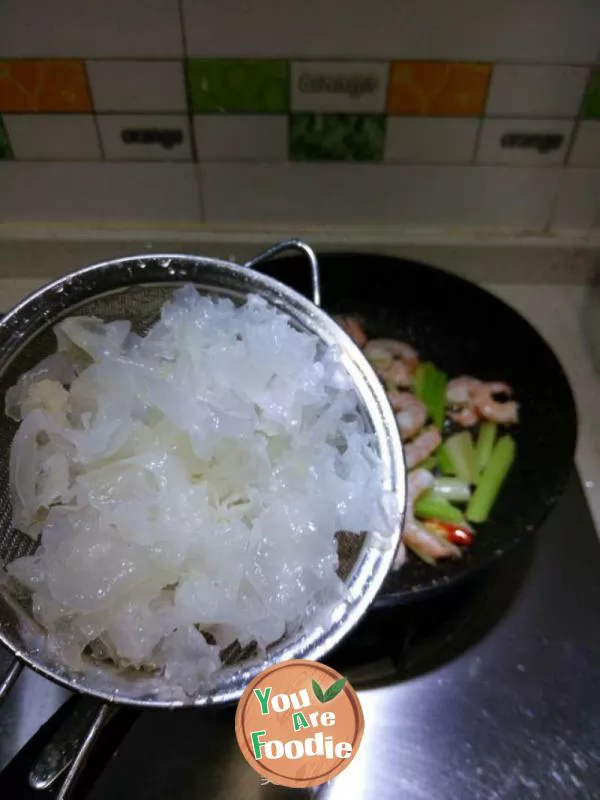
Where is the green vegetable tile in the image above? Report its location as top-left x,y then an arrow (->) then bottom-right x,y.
187,59 -> 289,113
582,69 -> 600,118
0,115 -> 11,159
290,114 -> 385,162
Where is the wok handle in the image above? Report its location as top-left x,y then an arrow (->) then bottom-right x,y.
244,239 -> 321,307
0,658 -> 23,707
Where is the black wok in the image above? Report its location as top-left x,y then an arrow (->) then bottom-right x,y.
257,253 -> 577,605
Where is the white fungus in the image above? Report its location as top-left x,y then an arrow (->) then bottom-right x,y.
5,286 -> 396,692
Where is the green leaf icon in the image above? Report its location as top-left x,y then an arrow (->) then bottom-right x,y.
323,677 -> 347,702
312,679 -> 325,703
313,676 -> 348,703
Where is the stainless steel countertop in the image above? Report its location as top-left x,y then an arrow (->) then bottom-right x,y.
1,471 -> 599,799
87,472 -> 600,800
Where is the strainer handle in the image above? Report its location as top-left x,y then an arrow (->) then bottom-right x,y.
244,239 -> 321,307
56,703 -> 112,800
0,657 -> 23,707
30,701 -> 113,800
28,698 -> 115,793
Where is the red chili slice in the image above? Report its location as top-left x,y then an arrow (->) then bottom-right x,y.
424,519 -> 475,547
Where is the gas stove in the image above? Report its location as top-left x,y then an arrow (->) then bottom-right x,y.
2,471 -> 600,799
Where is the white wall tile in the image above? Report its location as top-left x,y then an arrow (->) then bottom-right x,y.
477,119 -> 573,166
291,62 -> 388,113
87,61 -> 187,112
97,115 -> 192,161
194,116 -> 287,162
182,0 -> 600,63
487,65 -> 589,118
199,163 -> 559,228
0,163 -> 201,222
551,169 -> 600,230
4,115 -> 100,160
1,0 -> 183,57
569,122 -> 600,167
384,118 -> 478,164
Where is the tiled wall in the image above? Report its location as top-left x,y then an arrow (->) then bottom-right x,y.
1,0 -> 600,232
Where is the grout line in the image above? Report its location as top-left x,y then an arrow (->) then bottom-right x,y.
1,110 -> 587,120
380,113 -> 388,162
0,110 -> 192,116
272,58 -> 600,68
563,120 -> 580,166
0,223 -> 598,247
82,61 -> 105,160
481,61 -> 495,119
2,55 -> 185,63
2,157 -> 202,165
562,67 -> 595,167
2,56 -> 599,68
177,0 -> 204,221
384,59 -> 392,118
544,165 -> 567,234
471,116 -> 485,164
0,112 -> 15,160
2,159 -> 592,169
578,68 -> 596,124
286,109 -> 292,161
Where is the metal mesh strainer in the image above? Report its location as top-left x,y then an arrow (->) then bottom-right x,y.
0,240 -> 405,714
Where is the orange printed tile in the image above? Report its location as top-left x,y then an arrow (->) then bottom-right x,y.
0,60 -> 91,112
388,62 -> 491,116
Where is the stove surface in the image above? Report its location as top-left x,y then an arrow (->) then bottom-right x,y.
2,471 -> 600,799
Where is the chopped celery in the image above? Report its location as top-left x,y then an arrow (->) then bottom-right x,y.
437,444 -> 457,476
414,362 -> 448,430
414,362 -> 427,401
443,431 -> 478,485
466,435 -> 516,523
432,369 -> 448,430
414,491 -> 466,524
475,421 -> 497,474
432,477 -> 471,504
420,455 -> 437,471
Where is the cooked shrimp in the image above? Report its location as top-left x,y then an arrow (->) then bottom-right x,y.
393,468 -> 432,569
364,343 -> 393,381
365,339 -> 419,370
364,339 -> 419,389
404,425 -> 442,469
387,390 -> 427,440
364,342 -> 412,387
446,376 -> 482,428
393,468 -> 461,568
402,522 -> 462,567
473,381 -> 519,424
448,406 -> 480,427
446,376 -> 481,405
334,315 -> 367,349
384,360 -> 413,388
407,468 -> 435,507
